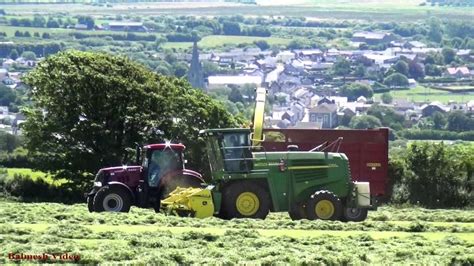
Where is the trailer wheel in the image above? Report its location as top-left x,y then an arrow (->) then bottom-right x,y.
288,202 -> 307,220
93,186 -> 131,213
87,195 -> 95,212
306,190 -> 342,221
221,181 -> 270,220
341,208 -> 368,222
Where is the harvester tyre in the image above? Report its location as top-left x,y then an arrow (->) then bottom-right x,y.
221,182 -> 270,220
341,208 -> 368,222
93,186 -> 131,213
288,202 -> 307,220
306,190 -> 342,221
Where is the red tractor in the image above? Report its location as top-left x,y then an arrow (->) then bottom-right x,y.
86,143 -> 204,212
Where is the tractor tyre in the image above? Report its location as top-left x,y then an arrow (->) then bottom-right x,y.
93,186 -> 131,213
221,181 -> 271,220
288,202 -> 307,220
341,208 -> 368,222
306,190 -> 342,221
87,195 -> 95,212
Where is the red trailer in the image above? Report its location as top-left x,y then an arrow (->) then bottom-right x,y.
262,128 -> 390,199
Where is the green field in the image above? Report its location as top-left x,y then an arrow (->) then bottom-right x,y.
0,201 -> 473,264
376,86 -> 474,104
1,0 -> 472,21
161,35 -> 291,50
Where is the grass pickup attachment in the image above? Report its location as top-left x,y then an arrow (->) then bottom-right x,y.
160,186 -> 215,218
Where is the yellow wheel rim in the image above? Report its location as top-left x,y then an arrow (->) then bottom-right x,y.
315,200 -> 335,219
236,192 -> 260,216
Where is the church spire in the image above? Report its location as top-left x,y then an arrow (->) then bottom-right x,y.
187,41 -> 205,89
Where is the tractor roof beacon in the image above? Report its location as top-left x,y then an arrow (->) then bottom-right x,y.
160,88 -> 374,222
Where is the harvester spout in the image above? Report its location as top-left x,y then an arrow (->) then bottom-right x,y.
251,87 -> 267,147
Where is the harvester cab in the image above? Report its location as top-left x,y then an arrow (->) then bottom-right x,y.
86,142 -> 204,213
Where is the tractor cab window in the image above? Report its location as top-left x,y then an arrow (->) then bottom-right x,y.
147,149 -> 183,187
220,132 -> 253,173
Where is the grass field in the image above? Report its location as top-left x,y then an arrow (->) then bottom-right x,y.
1,1 -> 472,21
376,86 -> 474,104
161,35 -> 291,50
0,200 -> 473,264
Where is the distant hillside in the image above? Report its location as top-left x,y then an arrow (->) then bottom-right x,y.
426,0 -> 474,6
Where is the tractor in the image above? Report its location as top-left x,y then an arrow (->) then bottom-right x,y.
86,143 -> 204,213
160,88 -> 373,221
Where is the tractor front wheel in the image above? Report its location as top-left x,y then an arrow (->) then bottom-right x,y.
306,190 -> 342,221
93,186 -> 131,213
87,195 -> 95,212
221,182 -> 270,219
341,207 -> 368,222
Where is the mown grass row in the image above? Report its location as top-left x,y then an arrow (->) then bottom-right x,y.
1,202 -> 472,232
1,224 -> 472,264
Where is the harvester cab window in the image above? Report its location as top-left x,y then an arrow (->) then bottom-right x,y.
220,132 -> 253,173
147,149 -> 182,187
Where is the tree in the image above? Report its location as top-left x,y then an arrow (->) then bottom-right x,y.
428,18 -> 442,43
447,111 -> 474,132
354,64 -> 366,78
22,50 -> 239,186
21,51 -> 36,61
441,47 -> 456,64
392,60 -> 409,76
77,16 -> 95,30
228,87 -> 244,103
367,104 -> 404,128
432,111 -> 447,130
223,21 -> 241,35
254,40 -> 270,51
14,30 -> 23,37
42,32 -> 51,39
332,57 -> 351,81
9,49 -> 19,60
0,84 -> 17,106
46,19 -> 60,28
23,31 -> 31,38
408,61 -> 425,80
383,73 -> 409,88
349,115 -> 382,129
339,83 -> 373,101
32,15 -> 46,28
173,62 -> 188,78
381,92 -> 393,104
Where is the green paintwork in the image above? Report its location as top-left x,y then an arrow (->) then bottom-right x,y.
200,129 -> 354,213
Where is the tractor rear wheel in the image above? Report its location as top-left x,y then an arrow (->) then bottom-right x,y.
221,182 -> 270,220
93,186 -> 131,213
288,202 -> 307,220
341,207 -> 368,222
306,190 -> 342,221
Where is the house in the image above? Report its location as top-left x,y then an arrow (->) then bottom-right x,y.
467,100 -> 474,113
74,24 -> 88,30
0,68 -> 7,79
276,51 -> 295,63
291,102 -> 305,122
281,110 -> 298,125
403,41 -> 426,49
408,79 -> 417,88
421,102 -> 449,117
444,67 -> 471,78
351,31 -> 396,45
2,59 -> 15,70
308,103 -> 338,128
2,77 -> 15,86
107,22 -> 148,32
293,121 -> 321,129
207,75 -> 262,89
0,106 -> 8,116
295,49 -> 323,61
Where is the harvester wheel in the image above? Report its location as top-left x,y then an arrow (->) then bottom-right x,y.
306,190 -> 342,221
288,202 -> 307,220
93,186 -> 131,213
341,208 -> 368,222
87,195 -> 94,212
221,182 -> 270,220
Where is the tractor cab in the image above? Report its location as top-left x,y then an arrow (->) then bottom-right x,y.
141,143 -> 185,187
200,128 -> 255,175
